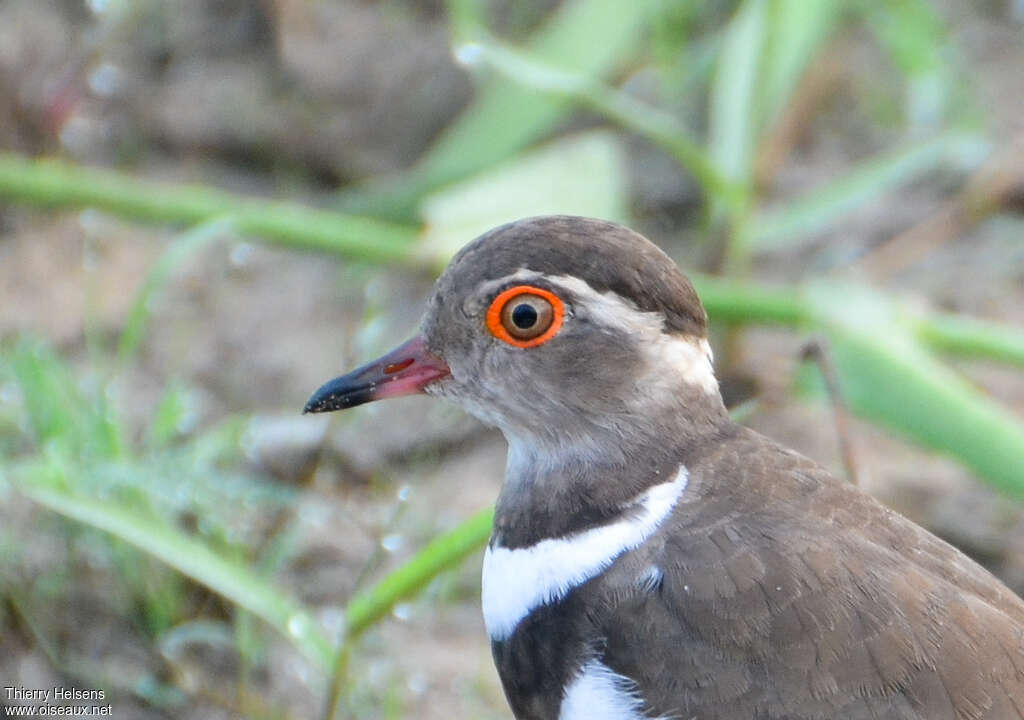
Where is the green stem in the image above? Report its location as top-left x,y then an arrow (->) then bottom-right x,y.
1,153 -> 1021,368
468,42 -> 738,202
344,508 -> 494,638
0,153 -> 419,264
19,481 -> 336,672
916,312 -> 1024,367
695,275 -> 1024,368
807,283 -> 1024,497
693,274 -> 809,326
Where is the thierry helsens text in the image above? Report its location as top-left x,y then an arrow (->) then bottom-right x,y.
5,687 -> 106,702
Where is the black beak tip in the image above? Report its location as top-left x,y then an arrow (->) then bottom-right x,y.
302,384 -> 376,415
302,392 -> 327,414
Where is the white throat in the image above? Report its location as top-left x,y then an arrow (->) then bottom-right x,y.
481,466 -> 689,642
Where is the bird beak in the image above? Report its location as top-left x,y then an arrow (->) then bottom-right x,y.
303,336 -> 450,413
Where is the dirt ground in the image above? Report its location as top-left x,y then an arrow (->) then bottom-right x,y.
1,1 -> 1023,719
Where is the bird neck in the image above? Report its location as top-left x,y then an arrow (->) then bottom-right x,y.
492,400 -> 732,549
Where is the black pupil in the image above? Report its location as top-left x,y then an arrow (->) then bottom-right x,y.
511,303 -> 538,329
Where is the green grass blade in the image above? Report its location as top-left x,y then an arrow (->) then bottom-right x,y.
862,0 -> 952,129
7,341 -> 87,453
147,382 -> 193,449
915,312 -> 1024,368
692,274 -> 810,326
6,340 -> 123,459
810,284 -> 1024,497
863,0 -> 945,76
417,130 -> 629,267
444,0 -> 488,43
761,0 -> 843,125
345,508 -> 493,638
341,0 -> 662,217
693,275 -> 1024,368
422,0 -> 661,186
708,0 -> 768,194
118,219 -> 235,367
18,482 -> 336,671
0,153 -> 418,263
0,155 -> 1020,371
748,132 -> 988,249
464,40 -> 734,199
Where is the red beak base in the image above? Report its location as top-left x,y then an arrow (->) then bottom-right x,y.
303,336 -> 450,413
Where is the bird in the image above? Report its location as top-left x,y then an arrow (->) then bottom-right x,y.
304,215 -> 1024,720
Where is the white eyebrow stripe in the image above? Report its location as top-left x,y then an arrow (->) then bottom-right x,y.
549,273 -> 718,396
481,466 -> 688,642
478,270 -> 719,396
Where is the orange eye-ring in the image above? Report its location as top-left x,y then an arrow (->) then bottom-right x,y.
485,285 -> 565,348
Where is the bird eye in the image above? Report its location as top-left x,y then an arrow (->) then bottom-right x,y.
485,285 -> 565,348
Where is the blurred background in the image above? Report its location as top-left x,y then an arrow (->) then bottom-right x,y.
1,0 -> 1023,718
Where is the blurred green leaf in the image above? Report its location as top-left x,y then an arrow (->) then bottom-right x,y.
341,0 -> 663,218
917,313 -> 1024,368
147,382 -> 193,449
863,0 -> 946,77
345,508 -> 493,638
444,0 -> 488,44
61,455 -> 296,554
810,284 -> 1024,498
0,153 -> 418,263
425,0 -> 660,186
7,341 -> 80,451
709,0 -> 768,195
464,40 -> 733,199
233,610 -> 269,681
693,272 -> 1024,368
18,481 -> 335,672
418,130 -> 629,267
649,0 -> 706,68
6,340 -> 124,459
181,415 -> 248,467
747,131 -> 989,249
119,219 -> 233,368
109,541 -> 186,637
862,0 -> 953,129
693,274 -> 809,326
158,619 -> 237,663
761,0 -> 844,125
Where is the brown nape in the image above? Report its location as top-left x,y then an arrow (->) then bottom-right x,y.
442,215 -> 708,338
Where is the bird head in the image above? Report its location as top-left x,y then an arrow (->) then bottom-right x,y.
305,216 -> 727,465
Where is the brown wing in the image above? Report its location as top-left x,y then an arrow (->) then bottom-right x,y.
590,429 -> 1024,719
